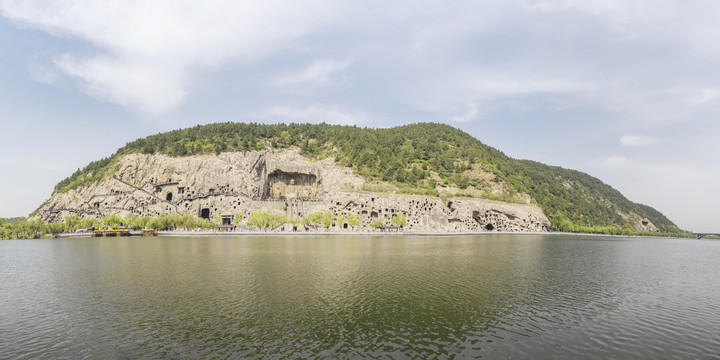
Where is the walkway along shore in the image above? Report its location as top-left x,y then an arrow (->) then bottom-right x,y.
51,229 -> 687,239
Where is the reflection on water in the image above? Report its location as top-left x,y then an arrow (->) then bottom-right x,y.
1,235 -> 719,359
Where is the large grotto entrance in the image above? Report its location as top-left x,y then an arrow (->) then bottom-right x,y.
265,170 -> 318,199
200,208 -> 210,220
473,210 -> 496,231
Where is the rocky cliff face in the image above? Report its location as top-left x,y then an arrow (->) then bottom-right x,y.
39,149 -> 551,232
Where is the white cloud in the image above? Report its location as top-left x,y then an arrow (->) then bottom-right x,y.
54,54 -> 189,115
590,153 -> 720,232
276,57 -> 354,85
451,102 -> 479,123
620,135 -> 657,147
598,155 -> 631,169
688,88 -> 719,105
0,0 -> 338,114
458,70 -> 599,98
606,86 -> 720,125
654,87 -> 719,106
268,104 -> 364,125
525,0 -> 720,54
406,70 -> 599,121
27,56 -> 59,85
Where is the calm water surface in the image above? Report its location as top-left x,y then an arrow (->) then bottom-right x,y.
1,235 -> 719,359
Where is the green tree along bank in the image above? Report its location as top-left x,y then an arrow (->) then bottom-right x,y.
1,209 -> 382,239
48,122 -> 683,235
0,214 -> 218,239
1,210 -> 695,240
391,213 -> 407,228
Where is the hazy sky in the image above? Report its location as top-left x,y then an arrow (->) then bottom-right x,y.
1,1 -> 718,232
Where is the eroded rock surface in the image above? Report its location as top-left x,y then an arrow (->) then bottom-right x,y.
39,149 -> 551,232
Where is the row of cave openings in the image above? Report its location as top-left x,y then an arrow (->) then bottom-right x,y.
156,171 -> 319,206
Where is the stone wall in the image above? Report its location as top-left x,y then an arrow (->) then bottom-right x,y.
266,171 -> 319,199
38,149 -> 551,232
322,191 -> 549,232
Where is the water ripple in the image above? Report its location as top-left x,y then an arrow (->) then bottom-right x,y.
1,235 -> 720,359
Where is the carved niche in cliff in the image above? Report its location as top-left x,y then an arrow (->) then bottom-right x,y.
265,170 -> 319,199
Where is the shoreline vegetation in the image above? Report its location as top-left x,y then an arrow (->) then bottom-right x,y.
1,212 -> 698,240
51,230 -> 701,240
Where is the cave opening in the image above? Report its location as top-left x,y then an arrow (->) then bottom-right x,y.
200,208 -> 210,220
166,192 -> 173,201
472,211 -> 482,223
485,224 -> 495,231
266,170 -> 318,199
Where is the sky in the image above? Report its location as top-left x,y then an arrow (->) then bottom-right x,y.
0,0 -> 718,232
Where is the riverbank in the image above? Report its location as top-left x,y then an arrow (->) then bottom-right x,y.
160,230 -> 554,237
53,229 -> 552,238
51,229 -> 697,239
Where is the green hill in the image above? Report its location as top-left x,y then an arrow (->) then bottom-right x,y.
52,122 -> 680,234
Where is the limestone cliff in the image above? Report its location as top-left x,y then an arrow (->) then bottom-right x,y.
39,149 -> 550,232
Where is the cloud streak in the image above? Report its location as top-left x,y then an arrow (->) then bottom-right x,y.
451,102 -> 480,123
276,57 -> 354,86
0,0 -> 338,114
267,104 -> 364,125
620,135 -> 657,147
598,155 -> 631,169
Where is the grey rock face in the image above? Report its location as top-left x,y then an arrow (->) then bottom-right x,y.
39,149 -> 550,232
323,192 -> 549,232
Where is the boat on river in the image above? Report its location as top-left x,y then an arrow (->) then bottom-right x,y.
91,228 -> 131,237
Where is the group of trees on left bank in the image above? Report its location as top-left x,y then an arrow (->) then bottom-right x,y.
0,210 -> 408,240
0,214 -> 217,240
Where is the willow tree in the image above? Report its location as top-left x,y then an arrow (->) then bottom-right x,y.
347,213 -> 361,229
391,213 -> 407,228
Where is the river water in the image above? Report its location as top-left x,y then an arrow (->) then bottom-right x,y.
1,234 -> 718,359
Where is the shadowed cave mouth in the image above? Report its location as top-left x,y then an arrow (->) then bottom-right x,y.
265,170 -> 318,199
473,210 -> 495,231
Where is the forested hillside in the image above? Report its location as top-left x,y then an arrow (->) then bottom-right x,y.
52,122 -> 680,233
